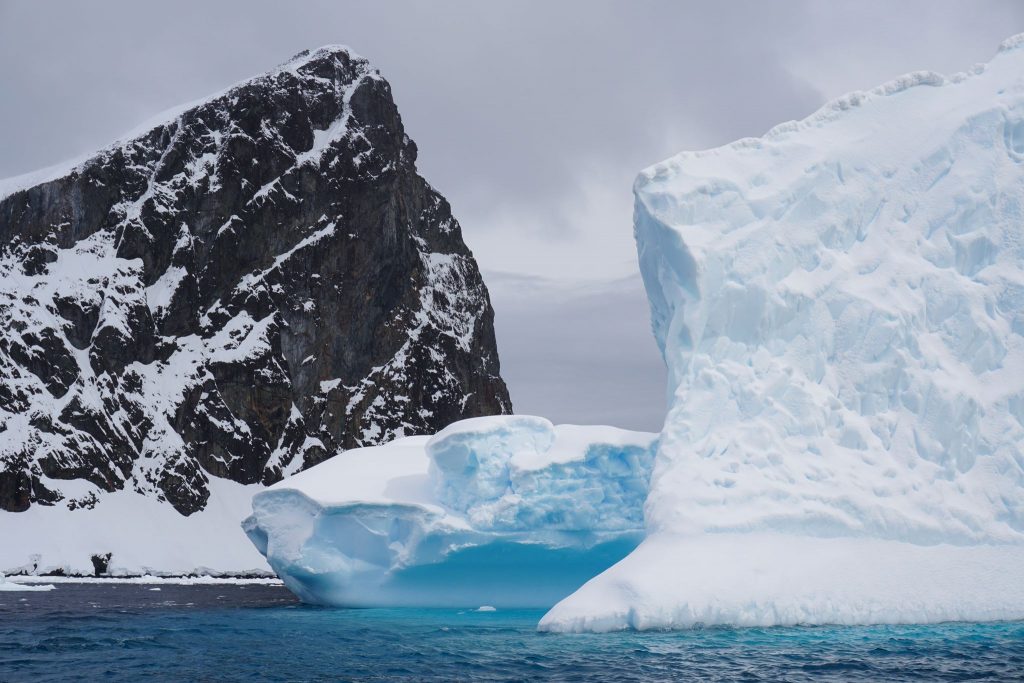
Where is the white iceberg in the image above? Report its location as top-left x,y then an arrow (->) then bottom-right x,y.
539,35 -> 1024,632
243,416 -> 656,607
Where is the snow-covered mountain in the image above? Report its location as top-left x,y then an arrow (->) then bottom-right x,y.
541,35 -> 1024,630
0,45 -> 511,525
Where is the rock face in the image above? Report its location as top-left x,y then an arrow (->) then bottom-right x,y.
0,46 -> 511,515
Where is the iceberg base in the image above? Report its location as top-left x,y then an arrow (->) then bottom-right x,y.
265,530 -> 641,609
539,533 -> 1024,632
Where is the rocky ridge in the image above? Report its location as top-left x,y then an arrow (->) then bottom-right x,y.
0,45 -> 511,515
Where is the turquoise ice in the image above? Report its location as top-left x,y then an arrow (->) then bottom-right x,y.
243,416 -> 655,607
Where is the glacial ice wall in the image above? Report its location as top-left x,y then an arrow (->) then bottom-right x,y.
244,416 -> 656,607
541,36 -> 1024,631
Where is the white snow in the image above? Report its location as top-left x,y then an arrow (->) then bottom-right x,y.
319,378 -> 342,393
0,478 -> 271,577
235,222 -> 336,292
243,415 -> 656,608
0,157 -> 93,202
9,575 -> 280,586
541,34 -> 1024,632
292,72 -> 374,168
0,574 -> 54,592
145,264 -> 187,316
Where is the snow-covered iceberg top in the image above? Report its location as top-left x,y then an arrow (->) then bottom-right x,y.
541,35 -> 1024,631
243,416 -> 656,608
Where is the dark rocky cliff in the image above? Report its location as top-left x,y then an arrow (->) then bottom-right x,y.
0,46 -> 511,515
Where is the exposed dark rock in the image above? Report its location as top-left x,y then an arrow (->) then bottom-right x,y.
0,46 -> 511,515
90,552 -> 111,577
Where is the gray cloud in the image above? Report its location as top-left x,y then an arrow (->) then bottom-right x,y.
487,272 -> 666,431
1,0 -> 1022,427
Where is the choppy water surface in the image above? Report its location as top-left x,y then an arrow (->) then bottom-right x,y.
1,584 -> 1022,681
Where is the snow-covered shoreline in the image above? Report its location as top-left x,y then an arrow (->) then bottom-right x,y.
0,479 -> 272,577
5,575 -> 281,586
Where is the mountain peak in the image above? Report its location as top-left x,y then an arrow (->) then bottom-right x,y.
283,44 -> 363,66
0,45 -> 378,203
0,46 -> 510,521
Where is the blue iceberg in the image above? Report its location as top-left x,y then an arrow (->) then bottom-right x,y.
243,416 -> 656,607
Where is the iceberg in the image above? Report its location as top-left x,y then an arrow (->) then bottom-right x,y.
540,36 -> 1024,632
243,416 -> 656,607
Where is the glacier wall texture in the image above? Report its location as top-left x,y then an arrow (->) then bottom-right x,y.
243,416 -> 656,607
541,35 -> 1024,632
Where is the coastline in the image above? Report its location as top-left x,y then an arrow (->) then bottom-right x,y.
5,574 -> 281,586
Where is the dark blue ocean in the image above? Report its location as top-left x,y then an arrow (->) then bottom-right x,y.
2,584 -> 1023,682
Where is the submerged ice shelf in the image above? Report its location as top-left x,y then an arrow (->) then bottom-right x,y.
243,416 -> 656,608
541,35 -> 1024,632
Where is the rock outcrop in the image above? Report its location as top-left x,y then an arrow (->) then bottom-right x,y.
0,46 -> 511,515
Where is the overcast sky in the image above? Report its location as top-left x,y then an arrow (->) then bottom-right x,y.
2,1 -> 1022,430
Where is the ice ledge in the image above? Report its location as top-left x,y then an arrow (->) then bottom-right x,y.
539,533 -> 1024,632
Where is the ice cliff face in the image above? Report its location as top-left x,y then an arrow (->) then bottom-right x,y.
541,36 -> 1024,631
243,416 -> 656,607
0,46 -> 510,516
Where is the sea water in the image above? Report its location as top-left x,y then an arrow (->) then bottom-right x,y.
1,585 -> 1022,681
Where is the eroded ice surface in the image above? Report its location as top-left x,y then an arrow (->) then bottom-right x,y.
243,416 -> 656,607
541,35 -> 1024,632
